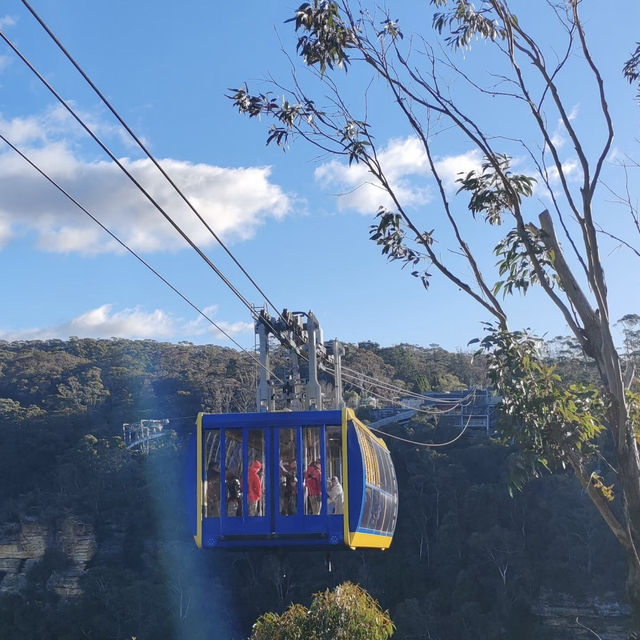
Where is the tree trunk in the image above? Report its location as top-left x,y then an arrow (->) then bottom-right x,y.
627,560 -> 640,634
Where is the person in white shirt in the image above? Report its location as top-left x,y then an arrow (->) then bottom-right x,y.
328,476 -> 344,514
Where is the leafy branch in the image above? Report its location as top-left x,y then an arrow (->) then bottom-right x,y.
493,226 -> 557,297
432,0 -> 508,50
456,154 -> 536,225
286,1 -> 356,74
473,324 -> 607,481
369,207 -> 433,289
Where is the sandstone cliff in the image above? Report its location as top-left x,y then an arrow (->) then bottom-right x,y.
533,589 -> 631,640
0,516 -> 96,598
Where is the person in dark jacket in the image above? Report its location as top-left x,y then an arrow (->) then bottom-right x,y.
226,472 -> 242,517
283,460 -> 298,515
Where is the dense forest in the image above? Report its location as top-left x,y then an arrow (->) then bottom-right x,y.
0,337 -> 628,639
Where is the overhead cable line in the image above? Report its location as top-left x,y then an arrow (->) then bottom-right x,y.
335,366 -> 476,411
130,390 -> 475,449
344,387 -> 474,416
0,131 -> 285,385
343,369 -> 475,407
368,411 -> 475,448
341,365 -> 477,404
0,30 -> 264,323
334,368 -> 477,416
338,369 -> 476,415
19,0 -> 286,325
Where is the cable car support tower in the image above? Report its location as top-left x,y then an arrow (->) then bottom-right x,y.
255,309 -> 344,412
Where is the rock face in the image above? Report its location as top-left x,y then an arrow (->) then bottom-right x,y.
47,567 -> 86,598
58,517 -> 97,568
533,589 -> 632,640
0,516 -> 96,598
0,519 -> 46,563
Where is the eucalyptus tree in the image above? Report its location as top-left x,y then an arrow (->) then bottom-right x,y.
230,0 -> 640,626
250,582 -> 394,640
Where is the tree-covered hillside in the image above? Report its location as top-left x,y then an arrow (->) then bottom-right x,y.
0,338 -> 628,639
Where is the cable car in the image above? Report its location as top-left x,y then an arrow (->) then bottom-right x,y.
185,408 -> 398,550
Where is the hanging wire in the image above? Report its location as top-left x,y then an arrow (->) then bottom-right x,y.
19,0 -> 287,325
3,14 -> 484,427
0,131 -> 286,386
337,369 -> 477,415
1,18 -> 308,394
369,410 -> 476,448
341,365 -> 477,404
0,30 -> 262,318
0,26 -> 301,352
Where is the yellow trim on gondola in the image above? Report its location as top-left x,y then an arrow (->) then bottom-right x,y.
195,412 -> 203,548
342,408 -> 394,549
352,411 -> 390,451
347,530 -> 393,550
342,408 -> 350,548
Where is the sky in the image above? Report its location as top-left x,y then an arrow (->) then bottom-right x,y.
0,1 -> 639,353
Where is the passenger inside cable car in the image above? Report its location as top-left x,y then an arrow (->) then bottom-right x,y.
186,408 -> 398,550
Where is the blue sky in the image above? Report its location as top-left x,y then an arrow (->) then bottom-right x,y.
0,1 -> 639,352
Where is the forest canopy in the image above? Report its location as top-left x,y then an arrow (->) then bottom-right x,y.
0,336 -> 629,639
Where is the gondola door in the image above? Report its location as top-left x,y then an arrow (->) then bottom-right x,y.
219,426 -> 271,537
273,426 -> 301,535
273,424 -> 329,537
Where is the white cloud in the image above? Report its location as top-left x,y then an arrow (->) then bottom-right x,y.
545,158 -> 579,185
0,110 -> 292,255
0,17 -> 16,76
0,15 -> 16,30
0,304 -> 254,342
433,149 -> 483,191
186,305 -> 254,340
69,304 -> 176,338
0,214 -> 12,248
550,105 -> 580,149
0,305 -> 176,341
314,136 -> 484,213
0,103 -> 139,149
315,136 -> 432,213
210,320 -> 254,340
550,131 -> 565,149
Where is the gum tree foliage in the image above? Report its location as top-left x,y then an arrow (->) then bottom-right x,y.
230,0 -> 640,626
250,582 -> 394,640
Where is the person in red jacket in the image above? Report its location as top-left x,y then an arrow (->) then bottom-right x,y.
305,459 -> 322,515
248,460 -> 263,516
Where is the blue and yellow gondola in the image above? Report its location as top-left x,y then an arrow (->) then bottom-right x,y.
185,408 -> 398,550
